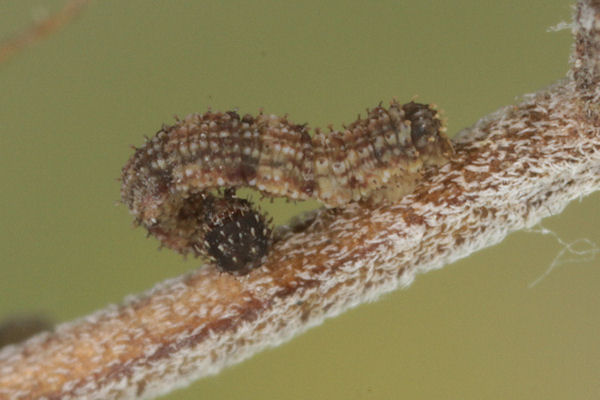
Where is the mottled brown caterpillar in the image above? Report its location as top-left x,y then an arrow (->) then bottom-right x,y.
120,100 -> 453,273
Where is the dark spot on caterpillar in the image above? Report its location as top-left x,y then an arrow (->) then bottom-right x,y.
120,100 -> 453,274
171,189 -> 271,274
203,196 -> 271,274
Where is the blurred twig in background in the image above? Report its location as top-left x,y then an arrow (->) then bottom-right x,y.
0,0 -> 91,65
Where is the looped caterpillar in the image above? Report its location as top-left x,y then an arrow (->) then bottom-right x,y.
120,100 -> 453,273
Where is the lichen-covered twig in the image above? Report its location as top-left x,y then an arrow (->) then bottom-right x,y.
0,0 -> 91,65
1,1 -> 600,399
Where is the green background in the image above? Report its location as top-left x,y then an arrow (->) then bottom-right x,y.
1,0 -> 599,399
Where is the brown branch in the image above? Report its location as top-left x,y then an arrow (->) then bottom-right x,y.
1,1 -> 600,399
0,0 -> 91,65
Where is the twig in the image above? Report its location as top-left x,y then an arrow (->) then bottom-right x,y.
0,0 -> 91,65
1,1 -> 600,399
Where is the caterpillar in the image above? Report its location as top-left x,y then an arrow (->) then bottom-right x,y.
120,100 -> 453,274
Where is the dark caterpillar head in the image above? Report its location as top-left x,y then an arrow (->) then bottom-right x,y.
402,102 -> 441,142
203,194 -> 272,274
402,101 -> 453,165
